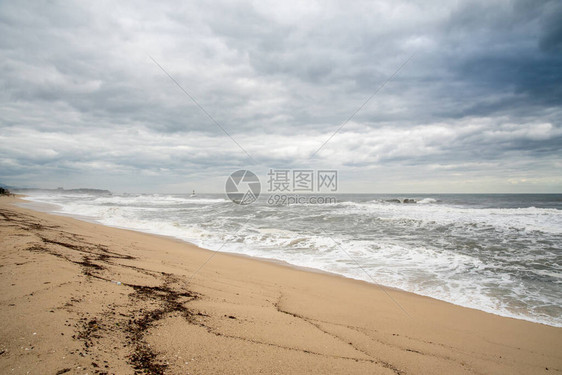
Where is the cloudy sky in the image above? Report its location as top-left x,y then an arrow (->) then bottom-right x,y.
1,0 -> 561,193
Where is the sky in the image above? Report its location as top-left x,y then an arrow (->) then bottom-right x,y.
1,0 -> 561,193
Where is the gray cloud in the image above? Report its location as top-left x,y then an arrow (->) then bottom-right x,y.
0,0 -> 560,192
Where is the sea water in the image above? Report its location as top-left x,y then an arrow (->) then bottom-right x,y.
20,191 -> 562,327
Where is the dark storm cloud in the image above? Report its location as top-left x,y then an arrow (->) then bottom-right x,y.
0,0 -> 560,192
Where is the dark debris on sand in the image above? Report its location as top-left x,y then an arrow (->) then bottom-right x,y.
126,276 -> 198,374
0,208 -> 200,375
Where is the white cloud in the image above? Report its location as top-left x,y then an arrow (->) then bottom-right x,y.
0,0 -> 561,192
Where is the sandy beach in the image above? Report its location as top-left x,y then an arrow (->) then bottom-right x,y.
0,196 -> 560,374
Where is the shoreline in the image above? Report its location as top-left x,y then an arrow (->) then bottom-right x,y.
16,196 -> 343,280
1,196 -> 561,374
16,195 -> 414,289
16,194 -> 559,328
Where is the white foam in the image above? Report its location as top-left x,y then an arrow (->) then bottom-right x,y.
417,198 -> 437,204
92,195 -> 228,206
335,201 -> 562,234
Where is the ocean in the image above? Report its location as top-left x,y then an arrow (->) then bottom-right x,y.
20,191 -> 562,327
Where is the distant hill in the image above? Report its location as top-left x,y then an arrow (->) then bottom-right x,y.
11,187 -> 112,195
